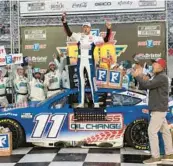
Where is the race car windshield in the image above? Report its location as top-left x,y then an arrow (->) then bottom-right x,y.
37,90 -> 65,106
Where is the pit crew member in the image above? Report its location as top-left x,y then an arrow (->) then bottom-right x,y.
14,66 -> 29,103
29,68 -> 46,101
0,68 -> 9,107
44,62 -> 62,98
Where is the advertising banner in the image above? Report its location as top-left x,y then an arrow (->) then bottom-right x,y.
21,21 -> 166,69
20,22 -> 166,88
20,0 -> 165,16
0,54 -> 23,66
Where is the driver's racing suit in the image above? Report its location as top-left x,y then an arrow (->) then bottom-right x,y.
63,22 -> 111,106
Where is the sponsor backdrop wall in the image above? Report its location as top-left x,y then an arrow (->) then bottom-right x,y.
20,22 -> 166,70
19,0 -> 165,16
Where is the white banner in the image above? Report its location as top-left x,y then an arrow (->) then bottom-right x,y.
0,54 -> 23,66
20,0 -> 165,16
0,46 -> 6,56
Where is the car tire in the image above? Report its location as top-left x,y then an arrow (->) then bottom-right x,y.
125,119 -> 149,150
0,119 -> 25,149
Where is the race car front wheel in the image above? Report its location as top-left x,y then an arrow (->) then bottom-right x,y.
0,119 -> 25,149
125,119 -> 149,150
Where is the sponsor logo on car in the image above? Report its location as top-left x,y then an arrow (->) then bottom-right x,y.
138,25 -> 161,37
21,113 -> 33,119
126,91 -> 136,97
69,113 -> 123,131
0,113 -> 18,117
138,40 -> 161,47
72,2 -> 87,8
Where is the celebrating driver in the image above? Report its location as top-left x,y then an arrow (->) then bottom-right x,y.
61,13 -> 111,108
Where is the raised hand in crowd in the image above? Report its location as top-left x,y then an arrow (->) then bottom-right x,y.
53,53 -> 57,59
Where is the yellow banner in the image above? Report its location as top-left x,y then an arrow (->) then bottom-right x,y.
67,42 -> 117,69
94,42 -> 116,69
67,43 -> 78,65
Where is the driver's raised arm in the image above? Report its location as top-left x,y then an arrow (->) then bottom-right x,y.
94,22 -> 112,44
61,13 -> 80,41
103,22 -> 112,42
61,13 -> 72,37
103,28 -> 111,42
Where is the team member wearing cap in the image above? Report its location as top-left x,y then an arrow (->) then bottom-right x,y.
29,68 -> 46,101
44,62 -> 62,98
14,66 -> 29,103
132,58 -> 173,164
61,13 -> 111,108
0,68 -> 10,107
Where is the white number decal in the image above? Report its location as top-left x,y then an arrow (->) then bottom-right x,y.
31,114 -> 66,138
47,114 -> 65,138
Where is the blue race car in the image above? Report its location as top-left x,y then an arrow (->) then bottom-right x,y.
0,88 -> 173,150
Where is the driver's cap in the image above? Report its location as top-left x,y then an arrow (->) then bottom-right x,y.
82,22 -> 91,27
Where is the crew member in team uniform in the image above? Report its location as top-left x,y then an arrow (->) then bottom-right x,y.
14,66 -> 29,103
0,68 -> 9,107
61,13 -> 111,108
25,59 -> 34,82
29,68 -> 46,101
122,68 -> 130,89
44,62 -> 62,98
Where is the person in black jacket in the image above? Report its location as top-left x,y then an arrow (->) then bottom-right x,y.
132,58 -> 173,164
